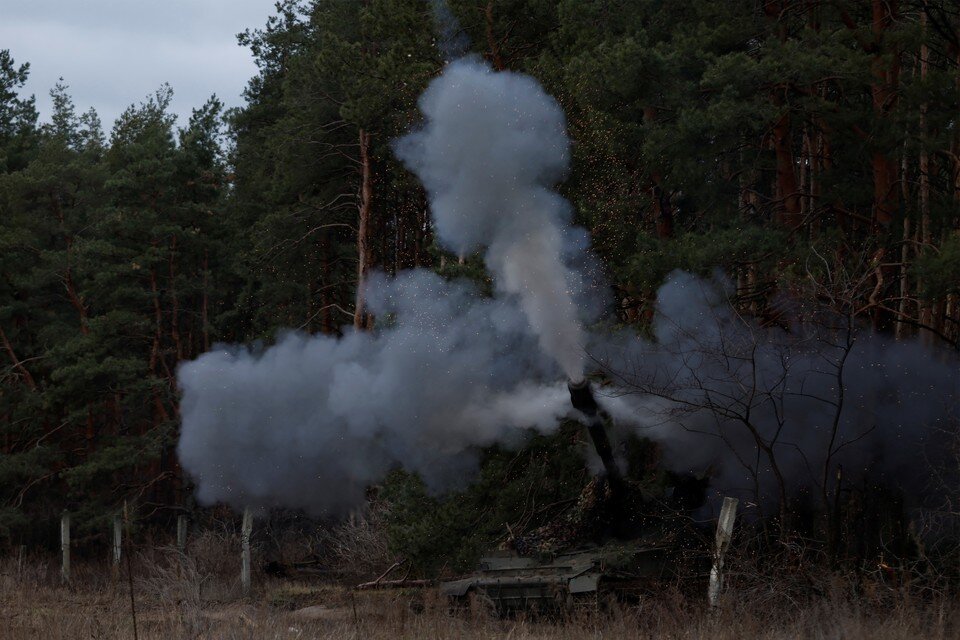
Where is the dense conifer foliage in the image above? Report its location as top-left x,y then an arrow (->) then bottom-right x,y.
0,1 -> 958,565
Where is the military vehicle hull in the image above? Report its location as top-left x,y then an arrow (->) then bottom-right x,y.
439,544 -> 677,615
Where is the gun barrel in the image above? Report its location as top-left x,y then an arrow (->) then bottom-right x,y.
568,378 -> 600,416
567,380 -> 621,485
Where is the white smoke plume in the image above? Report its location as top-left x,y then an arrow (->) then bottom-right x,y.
177,58 -> 594,514
395,59 -> 588,381
178,271 -> 571,514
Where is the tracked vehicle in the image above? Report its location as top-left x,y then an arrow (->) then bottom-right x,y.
439,380 -> 710,614
439,543 -> 679,614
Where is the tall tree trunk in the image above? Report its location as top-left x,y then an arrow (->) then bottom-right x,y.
414,201 -> 425,267
918,7 -> 934,342
149,260 -> 173,425
201,249 -> 210,352
321,235 -> 334,334
354,128 -> 375,330
810,128 -> 823,234
869,0 -> 900,232
895,216 -> 911,339
765,3 -> 802,229
772,108 -> 803,228
643,107 -> 674,238
306,280 -> 315,333
485,2 -> 504,70
168,236 -> 182,361
863,0 -> 902,331
800,126 -> 811,222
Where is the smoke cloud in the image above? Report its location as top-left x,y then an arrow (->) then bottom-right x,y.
395,59 -> 588,381
177,50 -> 957,519
595,271 -> 960,513
177,267 -> 958,515
178,271 -> 572,514
177,58 -> 595,514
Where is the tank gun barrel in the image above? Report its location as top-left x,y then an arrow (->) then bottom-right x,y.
567,379 -> 622,485
568,378 -> 600,416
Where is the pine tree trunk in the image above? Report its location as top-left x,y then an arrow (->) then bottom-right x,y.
169,236 -> 182,361
918,8 -> 934,342
414,200 -> 426,267
895,216 -> 911,339
869,0 -> 900,232
772,109 -> 802,228
201,249 -> 210,351
354,128 -> 375,330
644,107 -> 674,238
765,3 -> 802,229
149,262 -> 172,424
485,2 -> 504,70
800,126 -> 810,222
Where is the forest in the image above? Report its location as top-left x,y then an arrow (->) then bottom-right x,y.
1,0 -> 959,596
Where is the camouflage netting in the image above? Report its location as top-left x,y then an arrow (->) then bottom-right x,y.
506,477 -> 610,555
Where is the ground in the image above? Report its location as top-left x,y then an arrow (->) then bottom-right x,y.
2,553 -> 958,640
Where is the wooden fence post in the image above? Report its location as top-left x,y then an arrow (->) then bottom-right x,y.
176,515 -> 188,553
112,514 -> 122,576
241,507 -> 253,595
60,511 -> 70,584
122,501 -> 139,640
708,496 -> 738,607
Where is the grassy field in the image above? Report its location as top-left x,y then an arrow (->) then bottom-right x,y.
2,550 -> 958,640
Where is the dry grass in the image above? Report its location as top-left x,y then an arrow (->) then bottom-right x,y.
1,552 -> 957,639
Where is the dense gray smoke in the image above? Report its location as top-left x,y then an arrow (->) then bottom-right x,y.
178,58 -> 593,514
177,267 -> 957,515
395,59 -> 587,381
595,271 -> 959,514
178,271 -> 571,514
177,44 -> 956,518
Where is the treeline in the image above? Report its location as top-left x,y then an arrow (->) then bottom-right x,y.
1,0 -> 959,549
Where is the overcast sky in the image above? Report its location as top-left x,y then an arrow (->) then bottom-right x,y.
1,0 -> 279,129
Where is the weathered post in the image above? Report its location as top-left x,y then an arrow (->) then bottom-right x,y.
241,507 -> 253,595
122,501 -> 139,640
60,511 -> 71,584
176,515 -> 188,553
112,514 -> 122,577
708,496 -> 738,607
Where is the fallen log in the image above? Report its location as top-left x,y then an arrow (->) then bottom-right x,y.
355,578 -> 435,590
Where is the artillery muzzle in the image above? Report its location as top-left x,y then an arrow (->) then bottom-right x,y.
567,378 -> 599,417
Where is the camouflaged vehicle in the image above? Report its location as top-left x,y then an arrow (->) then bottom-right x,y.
439,380 -> 709,615
439,542 -> 675,614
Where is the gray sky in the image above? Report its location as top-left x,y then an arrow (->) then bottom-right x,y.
0,0 -> 279,129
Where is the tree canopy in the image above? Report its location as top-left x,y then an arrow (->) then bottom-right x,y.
1,1 -> 958,565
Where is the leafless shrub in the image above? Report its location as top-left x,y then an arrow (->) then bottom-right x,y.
316,500 -> 396,580
188,528 -> 248,591
135,527 -> 251,608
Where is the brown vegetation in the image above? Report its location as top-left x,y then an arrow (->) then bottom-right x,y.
2,546 -> 958,640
